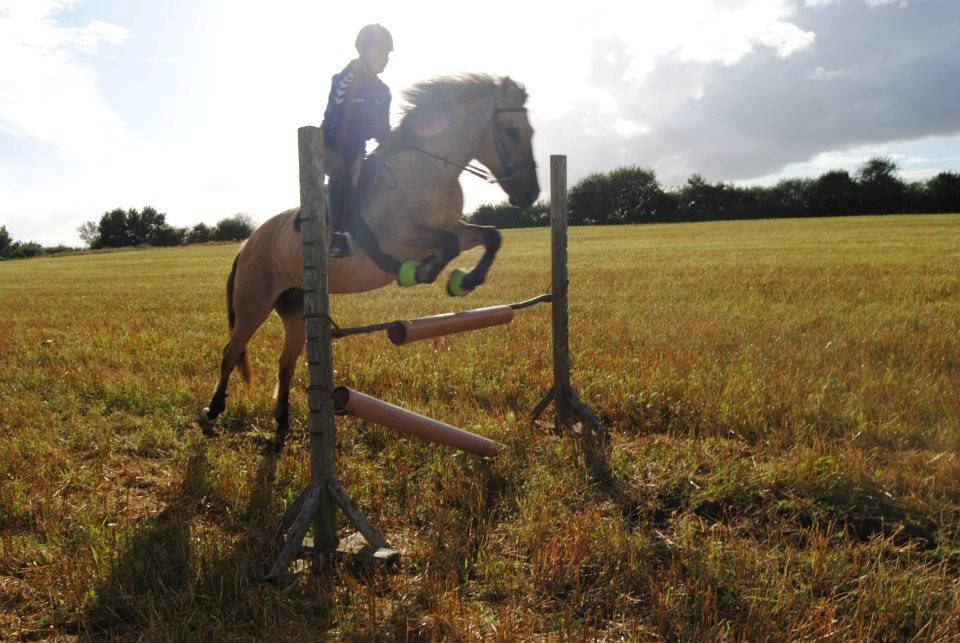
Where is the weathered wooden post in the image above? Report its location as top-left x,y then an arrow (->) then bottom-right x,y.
532,155 -> 605,440
267,126 -> 397,580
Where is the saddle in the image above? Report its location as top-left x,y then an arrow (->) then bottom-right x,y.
294,154 -> 402,274
293,154 -> 384,232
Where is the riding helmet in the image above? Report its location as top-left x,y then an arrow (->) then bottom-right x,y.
355,24 -> 394,53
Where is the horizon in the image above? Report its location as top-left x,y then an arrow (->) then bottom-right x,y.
2,0 -> 959,245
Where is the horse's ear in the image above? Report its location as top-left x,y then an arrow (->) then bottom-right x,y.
499,76 -> 527,105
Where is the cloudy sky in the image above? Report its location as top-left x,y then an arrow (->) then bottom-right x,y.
2,0 -> 958,245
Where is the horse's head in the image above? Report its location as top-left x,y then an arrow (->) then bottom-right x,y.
476,77 -> 540,209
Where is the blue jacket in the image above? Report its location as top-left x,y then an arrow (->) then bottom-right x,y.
321,59 -> 391,158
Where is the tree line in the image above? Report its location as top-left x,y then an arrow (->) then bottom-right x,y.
4,156 -> 960,261
469,157 -> 960,227
1,208 -> 255,261
77,208 -> 255,249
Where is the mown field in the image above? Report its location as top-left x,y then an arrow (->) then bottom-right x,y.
1,214 -> 959,640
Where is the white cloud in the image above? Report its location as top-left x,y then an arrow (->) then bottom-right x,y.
612,118 -> 651,137
808,65 -> 846,80
0,0 -> 133,158
144,55 -> 177,65
865,0 -> 907,7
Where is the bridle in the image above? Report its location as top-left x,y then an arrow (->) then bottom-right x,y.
480,102 -> 538,185
406,99 -> 537,185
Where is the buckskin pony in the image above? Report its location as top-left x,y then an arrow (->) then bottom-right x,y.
198,75 -> 539,448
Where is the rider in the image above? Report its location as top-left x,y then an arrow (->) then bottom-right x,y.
321,23 -> 394,258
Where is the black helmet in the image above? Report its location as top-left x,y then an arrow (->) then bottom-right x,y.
355,24 -> 393,54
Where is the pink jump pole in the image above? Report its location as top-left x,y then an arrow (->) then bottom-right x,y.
387,305 -> 515,346
334,387 -> 506,457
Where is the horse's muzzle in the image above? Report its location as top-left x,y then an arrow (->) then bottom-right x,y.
509,186 -> 539,209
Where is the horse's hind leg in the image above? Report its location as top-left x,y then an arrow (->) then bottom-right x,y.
199,298 -> 274,434
447,222 -> 502,295
272,289 -> 305,451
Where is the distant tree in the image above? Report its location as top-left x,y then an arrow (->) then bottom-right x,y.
765,178 -> 813,218
606,166 -> 670,223
152,225 -> 187,247
185,222 -> 212,244
808,170 -> 858,216
8,242 -> 44,259
468,201 -> 548,228
729,185 -> 764,219
210,213 -> 256,241
856,157 -> 907,214
0,226 -> 12,259
96,208 -> 134,248
926,171 -> 960,213
0,226 -> 46,260
568,172 -> 614,225
78,221 -> 99,247
677,174 -> 735,220
93,206 -> 180,248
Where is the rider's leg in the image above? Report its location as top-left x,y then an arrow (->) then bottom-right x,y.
325,146 -> 354,258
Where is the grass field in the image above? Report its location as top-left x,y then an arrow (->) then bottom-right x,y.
1,214 -> 959,639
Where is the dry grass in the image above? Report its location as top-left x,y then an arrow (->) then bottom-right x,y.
1,214 -> 959,640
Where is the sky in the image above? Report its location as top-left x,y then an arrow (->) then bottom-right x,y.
1,0 -> 959,245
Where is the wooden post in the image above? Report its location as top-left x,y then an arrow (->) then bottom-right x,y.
298,126 -> 338,554
549,155 -> 573,429
268,126 -> 397,580
532,155 -> 605,441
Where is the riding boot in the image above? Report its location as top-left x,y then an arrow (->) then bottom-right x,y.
327,179 -> 353,258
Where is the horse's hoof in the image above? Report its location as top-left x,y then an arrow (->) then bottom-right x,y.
397,260 -> 419,287
198,407 -> 217,435
446,268 -> 473,297
272,427 -> 290,453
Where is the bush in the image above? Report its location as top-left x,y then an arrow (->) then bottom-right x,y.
210,214 -> 255,242
86,206 -> 182,248
0,226 -> 47,261
185,223 -> 211,245
0,226 -> 11,258
926,171 -> 960,213
857,157 -> 908,214
467,201 -> 548,228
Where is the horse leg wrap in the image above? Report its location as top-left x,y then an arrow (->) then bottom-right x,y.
446,268 -> 474,297
397,260 -> 420,287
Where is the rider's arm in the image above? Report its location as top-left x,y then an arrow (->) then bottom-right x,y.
371,84 -> 392,142
321,67 -> 355,145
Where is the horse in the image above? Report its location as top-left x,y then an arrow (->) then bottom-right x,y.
197,75 -> 539,449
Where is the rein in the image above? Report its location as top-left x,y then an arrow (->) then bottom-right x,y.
405,102 -> 536,185
405,145 -> 496,182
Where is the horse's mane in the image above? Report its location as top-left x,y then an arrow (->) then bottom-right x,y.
395,74 -> 527,138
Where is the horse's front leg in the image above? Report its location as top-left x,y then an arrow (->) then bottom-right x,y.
397,227 -> 461,287
446,222 -> 501,296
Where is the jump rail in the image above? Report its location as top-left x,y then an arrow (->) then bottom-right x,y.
267,128 -> 602,578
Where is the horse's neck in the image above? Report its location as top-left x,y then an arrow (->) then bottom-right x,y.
361,97 -> 491,253
394,98 -> 491,186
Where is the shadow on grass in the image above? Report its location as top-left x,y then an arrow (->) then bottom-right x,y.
70,442 -> 337,639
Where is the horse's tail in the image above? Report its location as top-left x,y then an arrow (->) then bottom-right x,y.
226,253 -> 253,388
